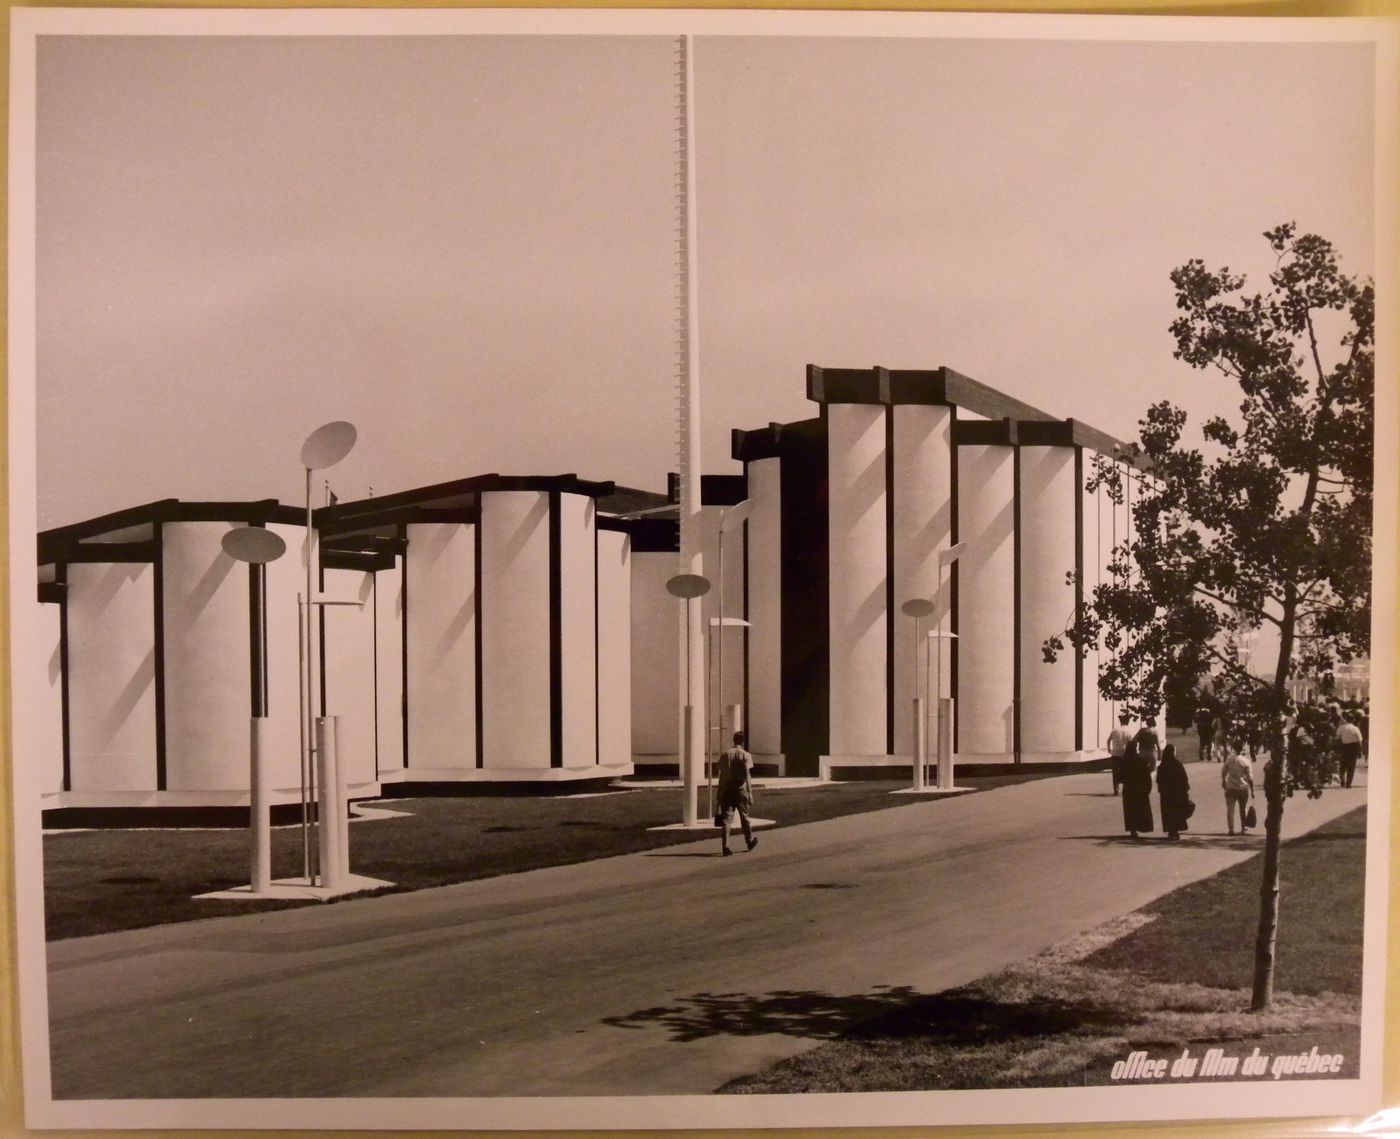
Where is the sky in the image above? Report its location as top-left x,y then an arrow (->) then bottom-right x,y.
30,21 -> 1377,529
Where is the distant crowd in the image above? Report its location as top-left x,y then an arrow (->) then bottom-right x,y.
1105,696 -> 1368,842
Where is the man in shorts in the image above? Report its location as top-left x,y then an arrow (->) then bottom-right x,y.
717,731 -> 759,856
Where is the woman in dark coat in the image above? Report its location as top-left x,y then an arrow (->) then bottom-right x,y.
1156,743 -> 1192,840
1120,739 -> 1155,839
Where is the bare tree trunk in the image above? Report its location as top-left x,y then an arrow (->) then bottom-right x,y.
1251,734 -> 1286,1011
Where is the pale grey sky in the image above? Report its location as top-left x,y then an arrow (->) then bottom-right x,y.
33,29 -> 1376,528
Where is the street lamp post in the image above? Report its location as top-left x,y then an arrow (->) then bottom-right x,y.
707,615 -> 751,815
220,525 -> 287,895
667,572 -> 710,825
900,598 -> 935,791
298,421 -> 357,885
935,543 -> 967,791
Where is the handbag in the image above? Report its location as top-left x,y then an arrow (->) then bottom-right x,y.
713,811 -> 725,829
1244,803 -> 1257,829
1184,799 -> 1196,819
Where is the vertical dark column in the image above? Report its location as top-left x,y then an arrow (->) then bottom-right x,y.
742,515 -> 750,739
548,490 -> 563,769
1074,446 -> 1085,751
474,513 -> 485,769
372,571 -> 380,772
246,522 -> 269,719
779,418 -> 830,776
400,523 -> 410,770
58,563 -> 71,793
599,517 -> 604,766
884,405 -> 895,755
153,524 -> 167,791
949,409 -> 960,754
317,548 -> 327,717
1012,446 -> 1022,763
248,563 -> 264,717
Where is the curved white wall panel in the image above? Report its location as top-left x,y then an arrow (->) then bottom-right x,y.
746,457 -> 782,755
37,599 -> 64,794
559,495 -> 598,768
1018,448 -> 1078,754
322,567 -> 377,787
597,529 -> 632,766
480,491 -> 551,768
405,522 -> 477,770
828,403 -> 888,756
374,561 -> 405,776
630,552 -> 679,755
956,445 -> 1016,756
161,522 -> 247,792
892,404 -> 953,755
67,561 -> 157,791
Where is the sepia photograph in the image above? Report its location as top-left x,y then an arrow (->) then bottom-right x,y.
7,7 -> 1396,1131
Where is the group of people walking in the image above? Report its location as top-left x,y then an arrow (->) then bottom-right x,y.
1106,713 -> 1256,841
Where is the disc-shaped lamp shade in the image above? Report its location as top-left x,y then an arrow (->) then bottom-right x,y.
666,573 -> 711,599
719,499 -> 753,534
222,527 -> 287,565
300,420 -> 357,471
900,598 -> 935,619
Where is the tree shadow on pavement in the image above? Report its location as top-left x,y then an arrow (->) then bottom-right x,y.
1059,835 -> 1262,851
602,986 -> 1139,1045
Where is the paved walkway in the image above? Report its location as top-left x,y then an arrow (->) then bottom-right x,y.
46,769 -> 1367,1099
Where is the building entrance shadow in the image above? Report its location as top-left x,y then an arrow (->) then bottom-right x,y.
602,985 -> 1139,1045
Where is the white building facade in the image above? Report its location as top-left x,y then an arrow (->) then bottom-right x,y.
35,364 -> 1152,815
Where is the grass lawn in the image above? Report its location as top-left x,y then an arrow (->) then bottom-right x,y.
720,805 -> 1366,1093
42,771 -> 1050,941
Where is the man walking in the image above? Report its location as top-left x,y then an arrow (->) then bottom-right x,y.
1194,702 -> 1218,762
1337,714 -> 1363,789
717,731 -> 759,856
1106,713 -> 1134,796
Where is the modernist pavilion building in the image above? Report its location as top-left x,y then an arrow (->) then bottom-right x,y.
32,365 -> 1147,816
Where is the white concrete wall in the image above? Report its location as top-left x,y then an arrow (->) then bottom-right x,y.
1018,448 -> 1079,754
1081,469 -> 1109,749
828,403 -> 889,756
891,404 -> 953,756
559,495 -> 598,768
263,523 -> 306,794
480,491 -> 551,768
160,522 -> 249,792
597,529 -> 632,766
695,503 -> 748,755
956,445 -> 1016,755
630,551 -> 678,755
66,561 -> 157,791
746,457 -> 782,755
404,522 -> 477,770
374,560 -> 405,776
321,567 -> 377,787
37,597 -> 65,794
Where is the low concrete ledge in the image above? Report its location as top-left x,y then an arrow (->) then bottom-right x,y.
631,754 -> 786,778
820,752 -> 1111,781
375,765 -> 634,797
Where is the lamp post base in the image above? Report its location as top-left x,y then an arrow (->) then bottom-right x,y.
194,873 -> 393,903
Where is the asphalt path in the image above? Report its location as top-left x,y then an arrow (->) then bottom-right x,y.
46,769 -> 1367,1098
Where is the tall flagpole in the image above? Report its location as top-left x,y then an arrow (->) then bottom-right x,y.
677,34 -> 704,825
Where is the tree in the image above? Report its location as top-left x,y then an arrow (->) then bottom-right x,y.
1045,223 -> 1373,1010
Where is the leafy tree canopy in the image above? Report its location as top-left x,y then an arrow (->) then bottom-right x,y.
1047,222 -> 1373,800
